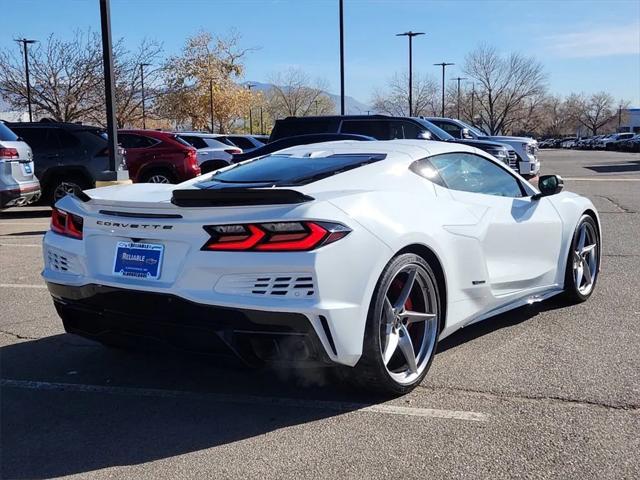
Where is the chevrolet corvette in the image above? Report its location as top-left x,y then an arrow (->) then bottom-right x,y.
42,140 -> 601,394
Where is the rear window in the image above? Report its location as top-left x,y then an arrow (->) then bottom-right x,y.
0,123 -> 19,141
196,153 -> 386,187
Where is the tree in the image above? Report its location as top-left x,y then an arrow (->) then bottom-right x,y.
567,92 -> 623,136
158,31 -> 255,132
0,31 -> 104,122
464,45 -> 547,134
265,68 -> 334,119
371,72 -> 439,116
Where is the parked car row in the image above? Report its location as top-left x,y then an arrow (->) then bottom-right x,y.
539,132 -> 640,152
2,114 -> 541,209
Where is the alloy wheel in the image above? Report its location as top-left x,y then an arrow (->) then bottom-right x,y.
573,221 -> 598,295
379,264 -> 439,385
148,174 -> 171,184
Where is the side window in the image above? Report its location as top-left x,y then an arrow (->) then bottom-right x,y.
433,121 -> 462,138
54,129 -> 80,148
228,137 -> 255,150
340,120 -> 391,139
429,152 -> 524,198
180,136 -> 207,149
10,128 -> 51,150
118,134 -> 146,149
401,122 -> 422,139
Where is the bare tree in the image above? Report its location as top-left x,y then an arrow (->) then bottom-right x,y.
464,45 -> 547,134
567,92 -> 625,136
372,72 -> 439,116
0,31 -> 104,122
266,68 -> 335,119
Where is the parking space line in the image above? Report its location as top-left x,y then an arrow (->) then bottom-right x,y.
0,284 -> 46,289
0,378 -> 488,422
0,222 -> 50,226
0,243 -> 41,247
564,177 -> 640,182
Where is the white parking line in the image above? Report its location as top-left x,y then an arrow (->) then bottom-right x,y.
564,177 -> 640,181
0,284 -> 46,289
0,378 -> 488,422
0,243 -> 41,247
0,222 -> 50,225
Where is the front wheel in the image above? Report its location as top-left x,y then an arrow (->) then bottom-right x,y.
351,253 -> 441,395
564,215 -> 600,303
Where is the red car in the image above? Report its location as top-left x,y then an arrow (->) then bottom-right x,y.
118,130 -> 200,183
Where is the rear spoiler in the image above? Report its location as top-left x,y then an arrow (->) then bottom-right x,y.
171,188 -> 314,207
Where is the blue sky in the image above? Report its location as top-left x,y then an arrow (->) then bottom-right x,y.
3,0 -> 639,106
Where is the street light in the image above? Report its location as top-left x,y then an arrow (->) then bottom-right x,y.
139,63 -> 151,129
433,62 -> 454,117
14,38 -> 37,122
246,83 -> 255,135
339,0 -> 345,115
451,76 -> 467,119
469,81 -> 475,125
396,31 -> 425,116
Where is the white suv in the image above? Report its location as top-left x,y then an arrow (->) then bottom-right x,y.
426,117 -> 540,177
0,122 -> 40,208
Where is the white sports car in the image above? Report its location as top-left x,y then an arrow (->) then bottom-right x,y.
42,140 -> 601,394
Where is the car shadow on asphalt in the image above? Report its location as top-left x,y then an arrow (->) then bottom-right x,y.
0,207 -> 51,219
585,160 -> 640,174
0,296 -> 568,479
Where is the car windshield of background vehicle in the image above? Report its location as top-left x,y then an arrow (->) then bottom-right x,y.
195,153 -> 386,187
0,123 -> 19,141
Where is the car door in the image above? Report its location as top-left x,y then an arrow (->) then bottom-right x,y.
429,151 -> 563,297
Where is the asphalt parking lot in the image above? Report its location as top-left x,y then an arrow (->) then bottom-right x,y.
1,149 -> 639,479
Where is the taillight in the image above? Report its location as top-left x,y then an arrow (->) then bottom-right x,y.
51,207 -> 83,240
0,147 -> 19,159
202,221 -> 350,252
224,148 -> 241,155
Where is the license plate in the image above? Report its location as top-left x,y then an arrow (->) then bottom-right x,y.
21,163 -> 32,174
113,241 -> 164,280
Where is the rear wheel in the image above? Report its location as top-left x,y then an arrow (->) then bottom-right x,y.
564,215 -> 600,303
350,253 -> 441,395
140,169 -> 176,184
49,174 -> 91,205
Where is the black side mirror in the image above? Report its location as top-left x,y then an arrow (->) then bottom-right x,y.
533,175 -> 564,200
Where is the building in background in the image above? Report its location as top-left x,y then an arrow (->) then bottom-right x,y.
620,108 -> 640,133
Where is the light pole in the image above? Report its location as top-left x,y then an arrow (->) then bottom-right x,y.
14,38 -> 37,122
139,63 -> 150,129
260,106 -> 264,135
339,0 -> 345,115
469,81 -> 475,125
451,76 -> 467,119
396,31 -> 425,116
434,62 -> 454,117
99,0 -> 126,181
246,83 -> 255,134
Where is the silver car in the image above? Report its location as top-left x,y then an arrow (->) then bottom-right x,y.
0,121 -> 40,208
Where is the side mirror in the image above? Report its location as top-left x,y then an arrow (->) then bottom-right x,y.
532,175 -> 564,200
461,128 -> 473,139
417,130 -> 433,140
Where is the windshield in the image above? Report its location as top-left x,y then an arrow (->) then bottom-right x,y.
195,153 -> 386,187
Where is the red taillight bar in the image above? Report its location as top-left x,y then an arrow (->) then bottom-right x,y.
202,221 -> 350,252
0,148 -> 19,159
51,207 -> 83,240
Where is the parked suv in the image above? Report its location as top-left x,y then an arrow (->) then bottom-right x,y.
118,130 -> 200,183
424,117 -> 540,176
8,121 -> 125,204
269,115 -> 519,171
0,121 -> 40,208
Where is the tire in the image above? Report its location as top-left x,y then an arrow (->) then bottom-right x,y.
348,253 -> 442,395
140,169 -> 176,184
48,174 -> 92,205
563,215 -> 600,303
200,160 -> 230,174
